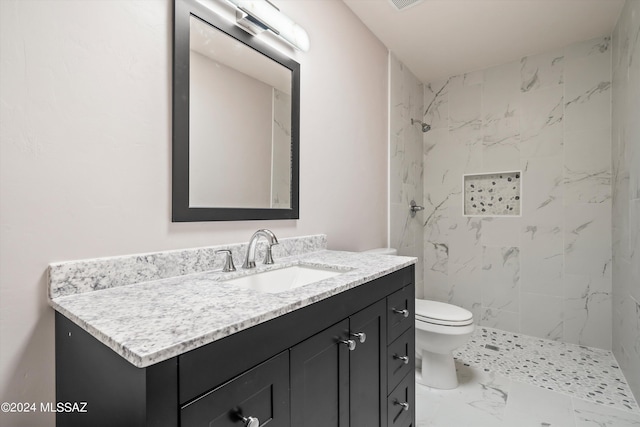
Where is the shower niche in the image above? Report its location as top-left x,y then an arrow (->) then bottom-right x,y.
463,171 -> 522,217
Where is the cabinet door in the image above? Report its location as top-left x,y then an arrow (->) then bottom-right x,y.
290,319 -> 350,427
349,300 -> 387,427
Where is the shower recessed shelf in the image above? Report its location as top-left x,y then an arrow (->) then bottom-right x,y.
463,171 -> 522,217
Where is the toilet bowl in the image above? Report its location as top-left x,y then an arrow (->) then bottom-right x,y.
362,248 -> 474,389
415,299 -> 474,389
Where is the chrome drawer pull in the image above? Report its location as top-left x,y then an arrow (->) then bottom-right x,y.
394,354 -> 410,364
339,339 -> 357,351
394,400 -> 410,411
239,415 -> 260,427
392,308 -> 409,318
350,332 -> 366,343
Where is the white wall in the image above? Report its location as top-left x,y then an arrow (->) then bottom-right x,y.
0,1 -> 388,425
611,0 -> 640,403
421,36 -> 613,349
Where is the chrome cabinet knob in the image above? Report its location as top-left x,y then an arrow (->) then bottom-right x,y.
394,400 -> 410,411
394,354 -> 410,364
350,332 -> 366,343
392,308 -> 409,318
240,415 -> 260,427
339,339 -> 357,351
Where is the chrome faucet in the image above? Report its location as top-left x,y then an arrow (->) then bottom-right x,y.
242,229 -> 279,269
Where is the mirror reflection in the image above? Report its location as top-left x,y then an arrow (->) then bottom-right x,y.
189,16 -> 292,209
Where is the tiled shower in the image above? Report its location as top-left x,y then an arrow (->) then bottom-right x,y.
390,0 -> 639,409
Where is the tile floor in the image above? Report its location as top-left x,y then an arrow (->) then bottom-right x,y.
416,327 -> 640,426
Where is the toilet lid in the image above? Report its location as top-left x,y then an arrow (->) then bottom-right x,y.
415,299 -> 473,326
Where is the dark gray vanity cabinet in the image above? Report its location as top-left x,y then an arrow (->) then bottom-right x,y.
349,300 -> 388,427
290,319 -> 350,427
388,328 -> 415,394
290,300 -> 387,427
55,265 -> 415,427
386,287 -> 416,427
181,351 -> 290,427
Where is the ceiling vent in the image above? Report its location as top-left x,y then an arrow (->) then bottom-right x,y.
388,0 -> 424,11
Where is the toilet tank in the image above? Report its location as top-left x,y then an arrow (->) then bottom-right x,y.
363,248 -> 398,256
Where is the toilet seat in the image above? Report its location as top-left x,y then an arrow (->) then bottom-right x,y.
415,299 -> 473,327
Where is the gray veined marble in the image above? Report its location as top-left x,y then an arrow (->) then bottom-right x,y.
520,49 -> 564,93
48,239 -> 416,368
611,0 -> 640,407
449,213 -> 482,256
483,62 -> 521,172
423,79 -> 449,130
390,52 -> 425,296
564,274 -> 612,349
482,246 -> 520,313
564,37 -> 612,134
418,35 -> 615,350
520,85 -> 564,158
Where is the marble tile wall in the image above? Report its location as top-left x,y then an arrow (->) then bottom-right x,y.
389,53 -> 425,296
612,0 -> 640,405
422,36 -> 613,349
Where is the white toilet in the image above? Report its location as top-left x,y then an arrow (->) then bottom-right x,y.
414,299 -> 474,389
363,247 -> 475,390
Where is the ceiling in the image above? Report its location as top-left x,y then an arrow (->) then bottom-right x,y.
342,0 -> 625,83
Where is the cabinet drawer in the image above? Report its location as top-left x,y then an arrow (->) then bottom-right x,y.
387,328 -> 415,394
387,286 -> 415,344
181,351 -> 290,427
387,372 -> 415,427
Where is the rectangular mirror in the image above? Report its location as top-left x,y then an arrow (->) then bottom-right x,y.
173,0 -> 300,221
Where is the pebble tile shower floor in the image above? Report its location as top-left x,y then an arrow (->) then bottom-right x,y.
416,327 -> 640,427
453,327 -> 638,413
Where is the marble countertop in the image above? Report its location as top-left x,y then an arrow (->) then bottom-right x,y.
50,250 -> 415,368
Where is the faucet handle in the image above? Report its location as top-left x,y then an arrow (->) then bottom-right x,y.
263,242 -> 279,265
215,249 -> 236,272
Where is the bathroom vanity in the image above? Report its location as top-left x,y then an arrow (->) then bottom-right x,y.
49,236 -> 416,427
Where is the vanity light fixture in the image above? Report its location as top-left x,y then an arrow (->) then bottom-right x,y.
226,0 -> 310,52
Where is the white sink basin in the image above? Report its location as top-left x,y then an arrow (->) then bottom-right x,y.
225,265 -> 348,294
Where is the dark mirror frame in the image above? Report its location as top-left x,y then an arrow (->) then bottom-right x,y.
173,0 -> 300,222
